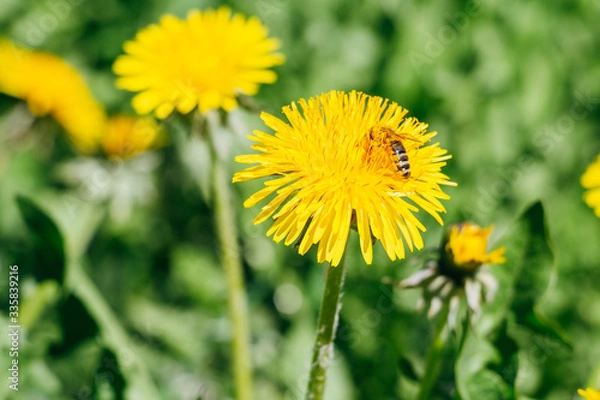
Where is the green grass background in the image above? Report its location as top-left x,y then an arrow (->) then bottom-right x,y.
1,0 -> 600,399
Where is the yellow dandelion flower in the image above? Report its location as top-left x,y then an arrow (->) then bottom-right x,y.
579,388 -> 600,400
233,90 -> 455,266
102,115 -> 163,159
443,222 -> 506,273
582,154 -> 600,217
401,222 -> 504,321
113,7 -> 285,119
0,38 -> 106,153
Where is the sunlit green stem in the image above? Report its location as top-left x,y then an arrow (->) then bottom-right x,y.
205,114 -> 254,400
417,304 -> 450,400
67,259 -> 161,400
305,260 -> 347,400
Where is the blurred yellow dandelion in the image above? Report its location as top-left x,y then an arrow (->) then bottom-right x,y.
102,115 -> 163,159
578,388 -> 600,400
581,154 -> 600,217
0,38 -> 106,153
113,7 -> 285,119
444,222 -> 506,273
233,90 -> 455,266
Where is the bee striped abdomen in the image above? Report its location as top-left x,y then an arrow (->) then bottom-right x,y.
391,140 -> 411,178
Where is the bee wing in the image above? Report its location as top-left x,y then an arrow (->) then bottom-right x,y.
395,133 -> 422,143
370,126 -> 423,145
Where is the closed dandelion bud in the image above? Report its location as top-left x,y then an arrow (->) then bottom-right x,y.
102,116 -> 163,159
440,222 -> 506,277
400,222 -> 505,326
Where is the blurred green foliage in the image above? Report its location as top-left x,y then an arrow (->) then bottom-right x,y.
1,0 -> 600,399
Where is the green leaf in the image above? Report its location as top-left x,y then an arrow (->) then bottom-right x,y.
20,280 -> 61,330
489,321 -> 519,393
50,294 -> 99,356
398,357 -> 420,382
16,195 -> 66,283
463,369 -> 514,400
455,202 -> 564,400
93,349 -> 126,400
509,201 -> 571,348
455,325 -> 518,400
456,327 -> 502,400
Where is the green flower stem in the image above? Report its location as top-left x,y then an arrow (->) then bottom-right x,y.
305,260 -> 347,400
67,259 -> 161,400
205,114 -> 254,400
417,304 -> 450,400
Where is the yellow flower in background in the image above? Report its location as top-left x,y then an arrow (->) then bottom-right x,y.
400,222 -> 505,322
0,38 -> 106,153
444,222 -> 506,273
113,7 -> 285,119
579,388 -> 600,400
582,154 -> 600,217
102,116 -> 163,159
233,90 -> 455,266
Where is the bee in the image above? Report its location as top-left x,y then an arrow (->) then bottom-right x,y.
369,127 -> 419,179
390,137 -> 411,178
